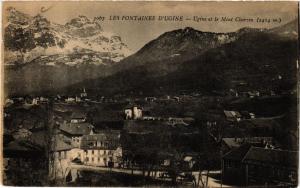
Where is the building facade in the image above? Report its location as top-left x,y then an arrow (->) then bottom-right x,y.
80,131 -> 122,167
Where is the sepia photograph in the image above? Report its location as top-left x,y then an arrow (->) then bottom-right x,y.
1,1 -> 299,187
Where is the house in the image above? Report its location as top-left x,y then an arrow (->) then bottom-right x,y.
229,89 -> 239,97
51,137 -> 74,161
65,97 -> 75,103
224,110 -> 242,122
222,144 -> 298,186
49,136 -> 81,180
240,111 -> 255,119
247,91 -> 260,98
222,144 -> 252,185
5,98 -> 14,107
59,122 -> 94,147
124,105 -> 142,120
70,112 -> 86,123
80,130 -> 122,167
145,97 -> 157,102
221,137 -> 273,154
142,116 -> 157,121
32,98 -> 39,105
39,97 -> 49,103
238,118 -> 276,137
24,97 -> 39,105
243,147 -> 298,186
166,117 -> 188,126
75,96 -> 82,102
173,96 -> 180,102
183,156 -> 196,169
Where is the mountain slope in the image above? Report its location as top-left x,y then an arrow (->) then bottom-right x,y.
4,7 -> 131,65
4,7 -> 131,96
66,20 -> 298,96
269,19 -> 298,39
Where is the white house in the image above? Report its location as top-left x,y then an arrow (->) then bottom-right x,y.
80,131 -> 122,167
80,88 -> 88,98
59,121 -> 94,147
124,105 -> 142,120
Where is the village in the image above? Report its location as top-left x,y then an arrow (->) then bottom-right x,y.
3,87 -> 298,187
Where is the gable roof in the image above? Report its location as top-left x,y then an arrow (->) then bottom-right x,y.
242,147 -> 298,168
71,111 -> 86,119
239,118 -> 278,128
222,138 -> 242,148
51,135 -> 74,152
222,137 -> 273,149
82,130 -> 120,142
224,110 -> 241,119
81,130 -> 120,149
59,122 -> 93,136
223,143 -> 252,161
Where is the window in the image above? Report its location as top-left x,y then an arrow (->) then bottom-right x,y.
104,150 -> 106,155
92,157 -> 94,162
55,152 -> 59,158
92,150 -> 94,154
86,157 -> 89,162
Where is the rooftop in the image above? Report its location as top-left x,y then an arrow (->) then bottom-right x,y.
82,130 -> 120,142
224,110 -> 242,118
51,135 -> 74,152
71,111 -> 86,119
222,138 -> 242,148
81,130 -> 120,149
223,143 -> 252,161
243,147 -> 298,168
222,137 -> 273,149
59,122 -> 93,136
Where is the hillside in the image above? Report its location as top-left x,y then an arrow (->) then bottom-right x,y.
4,12 -> 298,96
66,20 -> 298,97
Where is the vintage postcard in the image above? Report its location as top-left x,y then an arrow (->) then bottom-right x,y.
2,1 -> 299,187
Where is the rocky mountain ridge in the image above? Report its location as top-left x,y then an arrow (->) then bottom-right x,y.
4,7 -> 131,66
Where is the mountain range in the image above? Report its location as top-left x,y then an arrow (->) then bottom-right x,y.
4,7 -> 131,66
4,7 -> 298,96
4,7 -> 130,96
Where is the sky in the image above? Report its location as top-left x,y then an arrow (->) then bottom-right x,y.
3,1 -> 298,52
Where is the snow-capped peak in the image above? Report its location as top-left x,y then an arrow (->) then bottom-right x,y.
4,8 -> 132,66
